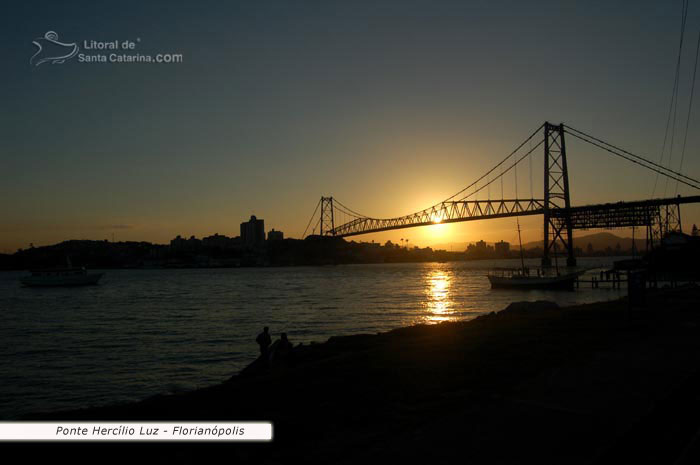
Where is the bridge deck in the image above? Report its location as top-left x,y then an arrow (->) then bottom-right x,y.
332,195 -> 700,237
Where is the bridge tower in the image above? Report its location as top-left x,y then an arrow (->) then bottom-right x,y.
542,122 -> 576,267
648,200 -> 683,249
320,196 -> 335,236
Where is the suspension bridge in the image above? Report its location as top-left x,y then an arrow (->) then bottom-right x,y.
303,122 -> 700,267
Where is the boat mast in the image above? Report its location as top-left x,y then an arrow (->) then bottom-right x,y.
517,219 -> 526,273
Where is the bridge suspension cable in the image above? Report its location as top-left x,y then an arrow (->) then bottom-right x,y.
305,123 -> 548,237
302,198 -> 321,238
563,124 -> 700,190
677,26 -> 700,194
443,123 -> 544,203
653,0 -> 690,198
457,138 -> 544,201
313,124 -> 547,229
333,198 -> 369,219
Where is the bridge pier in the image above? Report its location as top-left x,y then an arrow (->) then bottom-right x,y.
648,200 -> 683,248
320,196 -> 335,236
542,122 -> 576,268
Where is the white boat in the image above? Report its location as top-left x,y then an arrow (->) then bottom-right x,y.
487,218 -> 581,290
20,267 -> 103,287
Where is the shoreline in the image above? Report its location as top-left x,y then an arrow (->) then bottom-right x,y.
14,285 -> 700,463
1,254 -> 637,272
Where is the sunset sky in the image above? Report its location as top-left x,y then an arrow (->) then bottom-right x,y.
3,0 -> 700,253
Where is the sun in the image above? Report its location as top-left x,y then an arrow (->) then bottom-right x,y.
428,221 -> 448,239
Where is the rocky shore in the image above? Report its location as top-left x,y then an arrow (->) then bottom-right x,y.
14,285 -> 700,464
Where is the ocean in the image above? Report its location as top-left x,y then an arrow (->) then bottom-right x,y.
0,258 -> 626,418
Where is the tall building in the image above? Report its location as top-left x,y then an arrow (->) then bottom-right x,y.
267,229 -> 284,241
241,215 -> 265,247
494,240 -> 510,257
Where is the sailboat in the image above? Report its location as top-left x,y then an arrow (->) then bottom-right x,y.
20,256 -> 103,287
487,220 -> 581,290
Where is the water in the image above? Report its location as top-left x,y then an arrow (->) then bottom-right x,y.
0,258 -> 625,419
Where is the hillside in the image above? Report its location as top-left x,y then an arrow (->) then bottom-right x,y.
434,232 -> 646,252
520,232 -> 646,252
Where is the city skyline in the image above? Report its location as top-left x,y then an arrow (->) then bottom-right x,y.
3,1 -> 700,253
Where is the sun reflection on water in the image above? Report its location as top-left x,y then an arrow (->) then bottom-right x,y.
423,268 -> 455,323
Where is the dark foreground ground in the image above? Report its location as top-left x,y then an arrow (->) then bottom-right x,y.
12,285 -> 700,464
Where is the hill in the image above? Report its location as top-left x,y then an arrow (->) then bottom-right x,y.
520,232 -> 646,252
433,232 -> 645,253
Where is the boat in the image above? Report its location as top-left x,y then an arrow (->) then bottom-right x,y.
20,267 -> 103,287
487,219 -> 581,290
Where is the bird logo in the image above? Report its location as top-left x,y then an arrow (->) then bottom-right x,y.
30,31 -> 79,66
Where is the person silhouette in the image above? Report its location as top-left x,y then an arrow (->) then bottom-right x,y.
256,327 -> 272,360
279,333 -> 292,353
271,332 -> 294,365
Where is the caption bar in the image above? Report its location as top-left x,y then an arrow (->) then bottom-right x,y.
0,422 -> 273,441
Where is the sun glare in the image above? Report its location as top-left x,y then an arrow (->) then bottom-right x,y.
426,221 -> 448,240
423,268 -> 454,323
